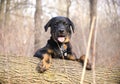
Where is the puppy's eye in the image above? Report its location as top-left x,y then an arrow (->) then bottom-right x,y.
54,23 -> 57,25
63,22 -> 68,25
54,22 -> 58,26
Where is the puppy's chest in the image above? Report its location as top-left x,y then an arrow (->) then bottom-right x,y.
52,44 -> 68,58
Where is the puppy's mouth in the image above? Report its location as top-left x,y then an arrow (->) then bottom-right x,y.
57,36 -> 65,43
56,34 -> 66,43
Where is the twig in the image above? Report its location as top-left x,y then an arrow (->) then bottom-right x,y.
80,16 -> 96,84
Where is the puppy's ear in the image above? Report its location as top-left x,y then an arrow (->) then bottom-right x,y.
67,18 -> 75,33
44,19 -> 52,32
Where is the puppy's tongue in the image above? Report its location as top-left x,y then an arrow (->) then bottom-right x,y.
58,37 -> 65,42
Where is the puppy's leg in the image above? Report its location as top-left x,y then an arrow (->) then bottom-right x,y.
67,52 -> 77,61
67,53 -> 91,70
78,55 -> 91,70
38,54 -> 52,73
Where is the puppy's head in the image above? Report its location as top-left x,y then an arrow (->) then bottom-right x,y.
44,16 -> 75,43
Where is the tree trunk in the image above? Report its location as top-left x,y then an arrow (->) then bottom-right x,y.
0,0 -> 6,25
66,0 -> 71,17
5,0 -> 10,25
34,0 -> 42,51
0,0 -> 5,54
0,55 -> 120,84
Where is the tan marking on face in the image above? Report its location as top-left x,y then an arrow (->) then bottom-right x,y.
64,35 -> 70,43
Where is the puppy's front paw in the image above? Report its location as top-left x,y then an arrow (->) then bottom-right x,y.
86,63 -> 92,70
37,61 -> 51,73
79,55 -> 92,70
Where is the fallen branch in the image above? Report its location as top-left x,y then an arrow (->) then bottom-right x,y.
0,55 -> 120,84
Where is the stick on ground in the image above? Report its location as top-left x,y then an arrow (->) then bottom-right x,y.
80,16 -> 96,84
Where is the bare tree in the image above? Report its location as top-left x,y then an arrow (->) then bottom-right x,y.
0,0 -> 5,25
0,0 -> 5,54
66,0 -> 71,17
5,0 -> 10,25
34,0 -> 42,51
89,1 -> 97,83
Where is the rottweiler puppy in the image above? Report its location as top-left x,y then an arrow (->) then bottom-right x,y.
34,16 -> 91,73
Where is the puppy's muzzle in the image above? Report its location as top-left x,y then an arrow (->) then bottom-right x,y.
56,28 -> 66,43
58,29 -> 65,34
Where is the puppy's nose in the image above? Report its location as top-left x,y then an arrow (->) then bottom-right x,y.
59,29 -> 65,33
